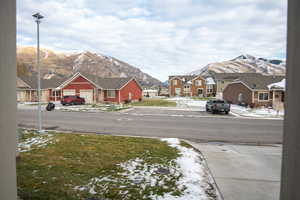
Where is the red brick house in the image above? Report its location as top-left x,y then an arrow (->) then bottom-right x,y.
223,75 -> 285,108
56,72 -> 142,104
17,72 -> 142,104
169,75 -> 215,97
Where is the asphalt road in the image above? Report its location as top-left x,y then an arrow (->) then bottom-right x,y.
17,108 -> 283,144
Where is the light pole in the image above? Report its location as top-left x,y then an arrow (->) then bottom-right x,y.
32,12 -> 44,133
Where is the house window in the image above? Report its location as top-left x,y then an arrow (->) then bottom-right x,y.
107,90 -> 116,98
259,92 -> 269,101
184,85 -> 191,92
173,80 -> 178,85
207,85 -> 213,93
195,80 -> 202,86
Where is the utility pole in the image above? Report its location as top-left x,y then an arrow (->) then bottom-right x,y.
32,13 -> 44,133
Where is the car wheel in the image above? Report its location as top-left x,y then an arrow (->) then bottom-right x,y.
212,110 -> 217,114
206,107 -> 209,112
225,111 -> 229,115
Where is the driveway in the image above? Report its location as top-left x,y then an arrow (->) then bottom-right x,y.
190,142 -> 282,200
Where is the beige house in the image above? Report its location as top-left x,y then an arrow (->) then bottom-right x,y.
17,76 -> 64,102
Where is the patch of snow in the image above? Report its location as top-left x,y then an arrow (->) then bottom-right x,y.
74,138 -> 218,199
120,72 -> 127,78
159,138 -> 215,200
167,97 -> 206,111
18,133 -> 54,152
231,104 -> 284,118
205,77 -> 215,85
268,79 -> 285,90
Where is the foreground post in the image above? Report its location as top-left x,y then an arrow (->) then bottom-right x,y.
32,13 -> 44,133
0,0 -> 17,199
280,0 -> 300,199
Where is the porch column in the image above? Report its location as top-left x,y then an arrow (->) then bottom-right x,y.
0,0 -> 17,199
280,0 -> 300,199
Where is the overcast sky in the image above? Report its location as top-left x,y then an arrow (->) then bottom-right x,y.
17,0 -> 287,81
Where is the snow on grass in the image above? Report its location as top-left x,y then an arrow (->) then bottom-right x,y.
167,97 -> 207,111
160,138 -> 215,200
18,132 -> 55,152
74,138 -> 217,200
231,104 -> 284,118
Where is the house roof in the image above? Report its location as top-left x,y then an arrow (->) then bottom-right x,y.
80,72 -> 136,90
169,75 -> 207,84
205,77 -> 216,85
18,75 -> 66,89
19,72 -> 142,91
236,75 -> 285,90
214,73 -> 263,80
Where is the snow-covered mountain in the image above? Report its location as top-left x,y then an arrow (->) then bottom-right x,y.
17,46 -> 161,87
189,54 -> 286,76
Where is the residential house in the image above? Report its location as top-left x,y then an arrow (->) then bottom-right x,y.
169,75 -> 208,97
223,74 -> 285,108
17,75 -> 64,102
268,79 -> 285,111
17,72 -> 142,104
213,73 -> 262,98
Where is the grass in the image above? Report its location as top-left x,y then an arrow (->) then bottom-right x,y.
17,130 -> 185,200
130,99 -> 176,107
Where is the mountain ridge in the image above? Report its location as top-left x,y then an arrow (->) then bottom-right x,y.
17,46 -> 162,87
189,54 -> 286,76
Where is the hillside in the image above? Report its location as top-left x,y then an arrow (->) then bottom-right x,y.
189,54 -> 286,76
17,46 -> 161,87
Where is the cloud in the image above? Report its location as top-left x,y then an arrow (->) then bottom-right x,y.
17,0 -> 287,81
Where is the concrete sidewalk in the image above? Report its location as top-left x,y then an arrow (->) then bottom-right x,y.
189,142 -> 282,200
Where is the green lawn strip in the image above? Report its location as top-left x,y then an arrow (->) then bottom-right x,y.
130,99 -> 177,107
17,131 -> 185,200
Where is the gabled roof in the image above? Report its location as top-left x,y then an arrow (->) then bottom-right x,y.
231,75 -> 285,90
169,75 -> 205,84
58,72 -> 141,90
18,75 -> 66,89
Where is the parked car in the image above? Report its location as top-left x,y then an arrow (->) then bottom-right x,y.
61,95 -> 85,106
206,99 -> 230,114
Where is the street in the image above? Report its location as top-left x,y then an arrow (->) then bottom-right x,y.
17,107 -> 283,144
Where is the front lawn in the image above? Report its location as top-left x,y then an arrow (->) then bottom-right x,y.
131,99 -> 177,107
17,130 -> 217,200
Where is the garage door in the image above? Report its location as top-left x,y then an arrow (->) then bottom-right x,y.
63,89 -> 75,96
80,89 -> 93,104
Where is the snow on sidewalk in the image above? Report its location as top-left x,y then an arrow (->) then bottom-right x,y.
230,104 -> 284,119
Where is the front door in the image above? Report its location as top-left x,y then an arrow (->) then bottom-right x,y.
198,89 -> 203,97
175,88 -> 181,96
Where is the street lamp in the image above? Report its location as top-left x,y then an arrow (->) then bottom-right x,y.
32,12 -> 44,133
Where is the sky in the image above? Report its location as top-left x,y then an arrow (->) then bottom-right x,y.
17,0 -> 287,81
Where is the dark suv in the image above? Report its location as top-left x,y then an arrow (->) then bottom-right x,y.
206,99 -> 230,114
61,96 -> 85,106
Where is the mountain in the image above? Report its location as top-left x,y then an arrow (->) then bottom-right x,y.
17,46 -> 161,87
189,54 -> 286,76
